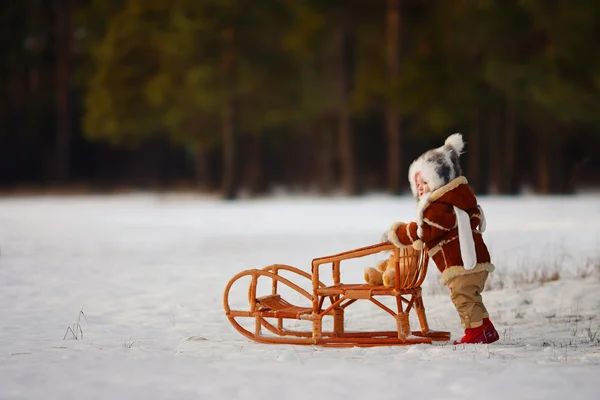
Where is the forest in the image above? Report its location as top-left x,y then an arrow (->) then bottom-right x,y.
2,0 -> 600,198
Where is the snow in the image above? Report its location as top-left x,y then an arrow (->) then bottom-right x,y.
1,193 -> 600,399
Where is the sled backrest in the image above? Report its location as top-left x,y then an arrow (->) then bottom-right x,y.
311,242 -> 429,291
391,246 -> 429,290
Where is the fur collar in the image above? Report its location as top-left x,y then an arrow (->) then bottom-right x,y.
415,176 -> 468,238
429,176 -> 468,202
415,192 -> 431,238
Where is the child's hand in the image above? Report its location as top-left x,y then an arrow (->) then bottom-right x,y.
382,221 -> 406,248
381,222 -> 404,243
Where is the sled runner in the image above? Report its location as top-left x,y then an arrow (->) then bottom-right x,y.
223,242 -> 451,347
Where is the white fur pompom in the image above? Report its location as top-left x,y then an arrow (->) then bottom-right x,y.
444,133 -> 465,154
412,240 -> 424,250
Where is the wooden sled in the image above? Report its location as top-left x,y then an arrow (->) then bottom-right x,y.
223,242 -> 451,347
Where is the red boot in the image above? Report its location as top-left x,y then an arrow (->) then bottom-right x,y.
482,318 -> 500,343
453,318 -> 499,344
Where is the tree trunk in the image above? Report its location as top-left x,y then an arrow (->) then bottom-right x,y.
536,138 -> 550,194
193,144 -> 212,191
503,104 -> 518,193
312,120 -> 336,195
535,122 -> 566,194
467,108 -> 482,193
53,0 -> 73,182
385,0 -> 403,194
6,67 -> 25,184
220,28 -> 238,200
549,137 -> 566,193
246,132 -> 266,195
221,100 -> 237,200
565,154 -> 589,194
487,107 -> 502,194
337,21 -> 357,195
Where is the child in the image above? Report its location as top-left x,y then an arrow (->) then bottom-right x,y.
385,133 -> 499,344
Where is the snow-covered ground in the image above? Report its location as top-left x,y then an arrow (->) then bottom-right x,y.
1,193 -> 600,399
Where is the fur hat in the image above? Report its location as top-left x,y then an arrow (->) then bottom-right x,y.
408,133 -> 465,197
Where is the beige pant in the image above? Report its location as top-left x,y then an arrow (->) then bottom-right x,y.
447,271 -> 489,329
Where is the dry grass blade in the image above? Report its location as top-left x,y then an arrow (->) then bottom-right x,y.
63,308 -> 87,340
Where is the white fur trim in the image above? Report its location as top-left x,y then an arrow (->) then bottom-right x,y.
423,217 -> 451,231
454,206 -> 477,270
405,224 -> 415,243
414,177 -> 468,240
408,157 -> 423,198
408,156 -> 447,197
444,133 -> 465,154
387,221 -> 408,248
477,205 -> 486,232
439,263 -> 495,286
407,134 -> 465,197
427,235 -> 458,256
428,176 -> 468,202
415,193 -> 431,238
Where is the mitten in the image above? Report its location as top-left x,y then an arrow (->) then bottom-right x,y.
387,221 -> 405,248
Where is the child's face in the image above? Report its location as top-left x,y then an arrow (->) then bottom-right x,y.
415,173 -> 430,197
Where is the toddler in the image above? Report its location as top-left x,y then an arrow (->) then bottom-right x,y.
386,133 -> 499,344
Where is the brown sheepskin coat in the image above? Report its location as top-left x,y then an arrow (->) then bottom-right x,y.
388,176 -> 494,285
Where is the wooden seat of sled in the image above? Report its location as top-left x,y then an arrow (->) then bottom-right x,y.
254,294 -> 316,319
317,283 -> 421,297
223,264 -> 330,321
